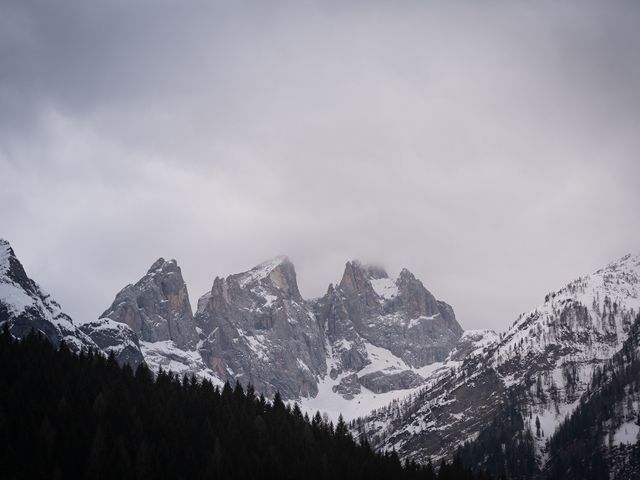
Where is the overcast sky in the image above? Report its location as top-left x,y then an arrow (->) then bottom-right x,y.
1,0 -> 639,331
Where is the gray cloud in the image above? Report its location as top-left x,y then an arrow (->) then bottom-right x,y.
1,0 -> 639,331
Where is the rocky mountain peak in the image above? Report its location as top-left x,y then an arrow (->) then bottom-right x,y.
0,240 -> 143,367
195,256 -> 326,398
148,257 -> 166,272
0,239 -> 39,300
392,269 -> 443,319
339,260 -> 372,294
230,256 -> 302,301
339,260 -> 397,303
146,257 -> 179,275
100,257 -> 198,349
398,267 -> 417,282
314,258 -> 463,385
0,239 -> 97,353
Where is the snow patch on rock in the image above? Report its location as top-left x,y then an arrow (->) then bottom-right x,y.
371,277 -> 398,301
613,421 -> 640,446
237,256 -> 288,287
140,340 -> 224,386
0,283 -> 34,315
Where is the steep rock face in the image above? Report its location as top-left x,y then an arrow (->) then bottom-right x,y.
358,253 -> 640,468
0,239 -> 96,352
88,255 -> 464,405
344,262 -> 461,366
313,261 -> 463,395
100,258 -> 198,349
195,257 -> 327,398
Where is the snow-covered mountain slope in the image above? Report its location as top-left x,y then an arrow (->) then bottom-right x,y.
78,317 -> 144,368
0,239 -> 97,352
301,341 -> 457,421
7,236 -> 640,476
545,311 -> 640,479
447,329 -> 499,361
139,340 -> 223,386
357,252 -> 640,467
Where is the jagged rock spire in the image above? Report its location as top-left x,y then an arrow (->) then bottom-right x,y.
100,257 -> 198,349
316,259 -> 463,378
195,256 -> 326,398
229,256 -> 303,301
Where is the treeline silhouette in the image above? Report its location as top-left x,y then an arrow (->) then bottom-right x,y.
457,389 -> 536,479
0,328 -> 490,480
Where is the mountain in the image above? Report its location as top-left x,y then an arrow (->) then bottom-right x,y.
100,257 -> 198,349
78,317 -> 145,369
316,261 -> 462,376
545,311 -> 640,479
356,252 -> 640,474
4,236 -> 640,477
195,257 -> 464,402
0,239 -> 96,352
305,261 -> 463,416
0,238 -> 145,367
195,256 -> 327,398
92,255 -> 463,406
0,327 -> 490,480
95,257 -> 219,383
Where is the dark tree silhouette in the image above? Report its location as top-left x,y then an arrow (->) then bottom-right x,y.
0,326 -> 488,480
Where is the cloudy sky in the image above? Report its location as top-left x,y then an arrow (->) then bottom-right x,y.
1,0 -> 639,331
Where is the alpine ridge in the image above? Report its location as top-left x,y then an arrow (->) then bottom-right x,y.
114,255 -> 464,403
356,252 -> 640,476
0,239 -> 97,352
72,251 -> 464,405
3,236 -> 639,478
309,260 -> 463,412
0,238 -> 144,367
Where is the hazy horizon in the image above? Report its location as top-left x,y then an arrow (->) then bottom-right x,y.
2,0 -> 639,331
4,237 -> 637,333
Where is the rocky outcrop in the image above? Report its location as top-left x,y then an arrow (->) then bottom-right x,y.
79,317 -> 145,368
314,260 -> 463,379
195,257 -> 327,398
359,370 -> 424,394
0,239 -> 97,352
100,258 -> 198,349
332,373 -> 362,399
